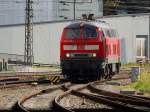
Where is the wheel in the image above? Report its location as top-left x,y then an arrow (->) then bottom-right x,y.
103,64 -> 109,79
104,64 -> 112,80
116,63 -> 120,74
62,68 -> 73,80
96,69 -> 101,80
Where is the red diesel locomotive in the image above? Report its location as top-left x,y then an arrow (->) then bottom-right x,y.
60,20 -> 121,80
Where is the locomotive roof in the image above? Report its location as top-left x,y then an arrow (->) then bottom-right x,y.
66,21 -> 111,29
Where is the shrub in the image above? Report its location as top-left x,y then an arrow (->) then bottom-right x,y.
133,71 -> 150,93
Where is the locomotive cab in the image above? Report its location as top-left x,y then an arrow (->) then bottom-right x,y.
60,21 -> 121,80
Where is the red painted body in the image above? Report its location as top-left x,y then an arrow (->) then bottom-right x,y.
60,22 -> 120,63
60,21 -> 121,80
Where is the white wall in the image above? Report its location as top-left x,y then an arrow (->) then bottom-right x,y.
0,14 -> 149,64
0,22 -> 70,64
33,22 -> 69,64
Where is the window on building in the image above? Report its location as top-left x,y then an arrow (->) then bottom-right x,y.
136,36 -> 148,60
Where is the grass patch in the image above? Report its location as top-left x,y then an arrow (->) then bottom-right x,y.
32,65 -> 60,69
122,63 -> 149,68
121,63 -> 139,70
133,71 -> 150,93
119,70 -> 150,95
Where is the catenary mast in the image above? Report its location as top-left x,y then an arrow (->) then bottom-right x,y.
24,0 -> 34,65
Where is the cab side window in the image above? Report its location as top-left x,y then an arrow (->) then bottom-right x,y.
65,28 -> 80,39
103,29 -> 109,38
111,29 -> 115,38
112,29 -> 119,38
101,31 -> 105,41
102,28 -> 118,38
83,25 -> 98,39
106,29 -> 111,37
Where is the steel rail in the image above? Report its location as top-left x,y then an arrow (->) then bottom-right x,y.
87,81 -> 150,111
0,72 -> 63,89
55,77 -> 150,112
134,95 -> 150,101
88,93 -> 150,107
0,72 -> 61,77
55,88 -> 119,112
71,108 -> 117,112
89,82 -> 150,103
0,80 -> 54,90
9,74 -> 150,112
53,90 -> 74,112
54,84 -> 88,112
72,90 -> 149,112
0,79 -> 52,85
13,82 -> 71,112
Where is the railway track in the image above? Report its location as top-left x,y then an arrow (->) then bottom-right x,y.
0,71 -> 63,89
0,79 -> 53,89
54,78 -> 150,112
0,71 -> 61,75
0,71 -> 61,81
82,82 -> 150,112
1,73 -> 149,112
13,82 -> 72,112
0,69 -> 128,87
0,71 -> 61,80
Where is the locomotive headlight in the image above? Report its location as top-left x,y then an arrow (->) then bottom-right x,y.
66,53 -> 70,58
92,53 -> 97,57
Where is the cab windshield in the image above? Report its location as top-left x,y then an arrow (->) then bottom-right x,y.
83,25 -> 97,39
65,28 -> 80,39
64,24 -> 98,39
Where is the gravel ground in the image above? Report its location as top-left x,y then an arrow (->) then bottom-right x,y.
0,69 -> 145,110
23,89 -> 64,109
95,79 -> 132,94
60,94 -> 112,109
69,84 -> 86,90
96,84 -> 120,93
0,84 -> 58,109
113,70 -> 131,79
110,78 -> 132,86
93,70 -> 132,94
79,88 -> 103,96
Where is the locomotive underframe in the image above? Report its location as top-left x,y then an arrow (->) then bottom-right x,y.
61,58 -> 120,80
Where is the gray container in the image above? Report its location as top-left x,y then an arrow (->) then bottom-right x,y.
131,66 -> 140,82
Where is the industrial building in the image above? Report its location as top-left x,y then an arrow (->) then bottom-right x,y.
0,0 -> 103,25
0,13 -> 149,64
